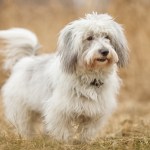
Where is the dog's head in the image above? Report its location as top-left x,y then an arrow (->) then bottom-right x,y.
58,13 -> 128,73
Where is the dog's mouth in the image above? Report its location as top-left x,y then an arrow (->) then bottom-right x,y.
96,58 -> 108,62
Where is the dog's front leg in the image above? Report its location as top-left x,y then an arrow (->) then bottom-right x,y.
45,113 -> 73,142
44,104 -> 73,143
79,115 -> 107,143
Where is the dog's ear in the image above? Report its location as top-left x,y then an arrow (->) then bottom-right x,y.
111,23 -> 129,67
57,25 -> 79,73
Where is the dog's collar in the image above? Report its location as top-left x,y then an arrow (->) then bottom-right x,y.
90,79 -> 104,88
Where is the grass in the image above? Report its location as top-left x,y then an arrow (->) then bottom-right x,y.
0,99 -> 149,150
0,135 -> 149,150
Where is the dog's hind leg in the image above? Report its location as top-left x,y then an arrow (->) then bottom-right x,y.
4,99 -> 36,138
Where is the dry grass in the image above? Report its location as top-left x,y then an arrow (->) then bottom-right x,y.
0,99 -> 149,150
0,0 -> 150,149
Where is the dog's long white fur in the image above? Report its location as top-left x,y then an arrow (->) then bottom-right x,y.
1,13 -> 128,143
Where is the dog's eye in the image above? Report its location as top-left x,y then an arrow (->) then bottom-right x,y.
87,36 -> 94,41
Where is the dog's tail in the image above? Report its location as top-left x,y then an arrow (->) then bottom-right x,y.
0,28 -> 40,71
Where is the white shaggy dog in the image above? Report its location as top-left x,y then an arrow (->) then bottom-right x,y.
0,13 -> 128,142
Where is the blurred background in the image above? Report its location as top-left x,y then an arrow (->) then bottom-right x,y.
0,0 -> 150,102
0,1 -> 150,145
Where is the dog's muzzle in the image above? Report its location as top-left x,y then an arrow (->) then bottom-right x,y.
83,47 -> 118,68
96,49 -> 109,62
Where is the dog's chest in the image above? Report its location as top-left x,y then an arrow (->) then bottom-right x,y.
69,95 -> 104,121
68,79 -> 105,118
72,79 -> 103,103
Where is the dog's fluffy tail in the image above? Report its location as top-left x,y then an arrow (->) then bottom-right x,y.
0,28 -> 40,71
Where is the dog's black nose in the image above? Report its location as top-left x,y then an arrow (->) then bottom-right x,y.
99,49 -> 109,56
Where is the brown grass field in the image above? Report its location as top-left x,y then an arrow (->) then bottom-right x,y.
0,0 -> 150,149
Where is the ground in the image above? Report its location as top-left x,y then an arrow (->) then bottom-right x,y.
0,96 -> 149,150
